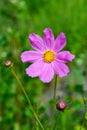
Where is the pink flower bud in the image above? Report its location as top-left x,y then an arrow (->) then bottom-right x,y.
56,100 -> 66,111
4,60 -> 12,67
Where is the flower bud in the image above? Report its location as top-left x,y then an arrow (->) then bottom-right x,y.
56,100 -> 66,111
4,60 -> 12,67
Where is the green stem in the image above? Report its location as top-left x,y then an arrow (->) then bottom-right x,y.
11,69 -> 44,130
54,75 -> 58,101
51,75 -> 58,129
80,94 -> 87,130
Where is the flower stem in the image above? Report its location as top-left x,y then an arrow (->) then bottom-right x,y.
80,94 -> 87,130
51,75 -> 58,129
54,75 -> 58,101
11,69 -> 44,130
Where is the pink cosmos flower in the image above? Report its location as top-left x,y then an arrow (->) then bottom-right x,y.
21,28 -> 75,83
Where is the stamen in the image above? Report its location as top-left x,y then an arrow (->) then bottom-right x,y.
43,50 -> 55,63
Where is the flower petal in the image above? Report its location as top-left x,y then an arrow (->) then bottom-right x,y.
39,63 -> 54,83
56,51 -> 75,63
53,32 -> 66,52
43,28 -> 54,49
21,51 -> 42,63
29,33 -> 45,51
26,60 -> 44,77
52,61 -> 70,77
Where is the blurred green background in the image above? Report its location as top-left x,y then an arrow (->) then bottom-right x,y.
0,0 -> 87,130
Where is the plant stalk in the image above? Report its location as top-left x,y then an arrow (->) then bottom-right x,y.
11,69 -> 44,130
51,75 -> 58,129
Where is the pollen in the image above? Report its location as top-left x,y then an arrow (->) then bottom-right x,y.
43,50 -> 55,63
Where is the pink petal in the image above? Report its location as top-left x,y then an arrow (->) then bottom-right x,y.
53,32 -> 66,52
21,51 -> 42,63
56,51 -> 75,63
43,28 -> 54,49
39,63 -> 54,83
52,61 -> 70,77
29,33 -> 45,51
26,60 -> 44,77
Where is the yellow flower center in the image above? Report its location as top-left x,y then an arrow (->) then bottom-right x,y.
43,50 -> 55,63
